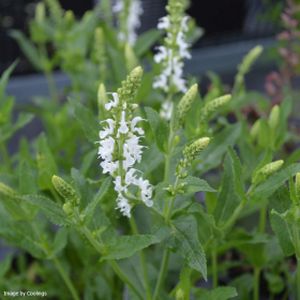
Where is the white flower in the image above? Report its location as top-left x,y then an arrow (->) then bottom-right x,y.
105,93 -> 119,110
98,86 -> 153,218
131,117 -> 144,135
158,16 -> 170,30
160,100 -> 174,120
118,111 -> 129,135
116,194 -> 131,217
100,160 -> 118,175
115,0 -> 143,45
99,119 -> 115,139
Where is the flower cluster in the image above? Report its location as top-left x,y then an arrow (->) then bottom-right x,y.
97,67 -> 153,217
153,0 -> 191,94
114,0 -> 143,45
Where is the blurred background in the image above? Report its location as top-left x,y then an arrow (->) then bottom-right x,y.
0,0 -> 283,100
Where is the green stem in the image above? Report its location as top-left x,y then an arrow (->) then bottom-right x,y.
129,217 -> 152,300
0,143 -> 11,172
53,257 -> 80,300
45,70 -> 58,103
253,267 -> 260,300
153,249 -> 170,300
212,247 -> 218,288
80,225 -> 143,300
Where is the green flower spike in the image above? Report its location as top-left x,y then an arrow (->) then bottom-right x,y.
268,105 -> 280,130
117,66 -> 143,103
200,94 -> 232,122
176,83 -> 198,126
52,175 -> 80,205
252,160 -> 284,185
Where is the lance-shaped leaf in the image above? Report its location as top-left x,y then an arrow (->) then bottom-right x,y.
270,210 -> 294,256
214,148 -> 245,225
196,287 -> 238,300
101,234 -> 159,261
172,215 -> 207,280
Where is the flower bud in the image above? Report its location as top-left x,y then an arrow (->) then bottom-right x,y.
125,43 -> 138,72
183,137 -> 210,163
176,288 -> 185,300
63,202 -> 73,216
35,3 -> 45,24
201,94 -> 231,122
268,105 -> 280,130
177,84 -> 198,125
253,160 -> 284,185
117,66 -> 143,103
240,46 -> 263,74
259,160 -> 284,176
250,119 -> 261,140
64,10 -> 75,27
97,83 -> 108,108
52,175 -> 80,205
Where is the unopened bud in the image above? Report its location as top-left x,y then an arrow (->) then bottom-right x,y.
250,119 -> 261,139
64,10 -> 75,27
259,160 -> 284,176
52,175 -> 80,205
125,43 -> 138,72
183,137 -> 210,162
176,288 -> 184,300
35,3 -> 45,23
253,160 -> 284,185
201,94 -> 231,122
117,66 -> 143,103
177,84 -> 198,125
268,105 -> 280,130
63,202 -> 73,215
97,83 -> 108,108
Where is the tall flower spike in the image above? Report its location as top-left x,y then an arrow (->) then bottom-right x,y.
114,0 -> 143,45
153,0 -> 191,95
97,67 -> 153,218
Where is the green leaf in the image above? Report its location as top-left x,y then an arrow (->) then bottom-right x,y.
197,124 -> 242,173
196,287 -> 238,300
180,176 -> 216,194
214,148 -> 245,225
101,234 -> 159,261
10,30 -> 43,70
172,215 -> 207,280
69,98 -> 99,143
50,228 -> 68,258
22,194 -> 69,226
18,160 -> 37,194
134,29 -> 162,57
36,134 -> 58,190
0,253 -> 12,278
144,107 -> 169,153
252,163 -> 300,198
84,177 -> 111,224
0,61 -> 17,100
0,218 -> 45,259
270,210 -> 294,256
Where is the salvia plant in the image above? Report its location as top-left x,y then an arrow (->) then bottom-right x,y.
1,0 -> 300,299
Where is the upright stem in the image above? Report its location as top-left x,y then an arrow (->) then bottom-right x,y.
212,247 -> 218,288
129,217 -> 152,300
80,224 -> 143,300
253,267 -> 260,300
153,249 -> 170,300
52,257 -> 80,300
45,70 -> 59,103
